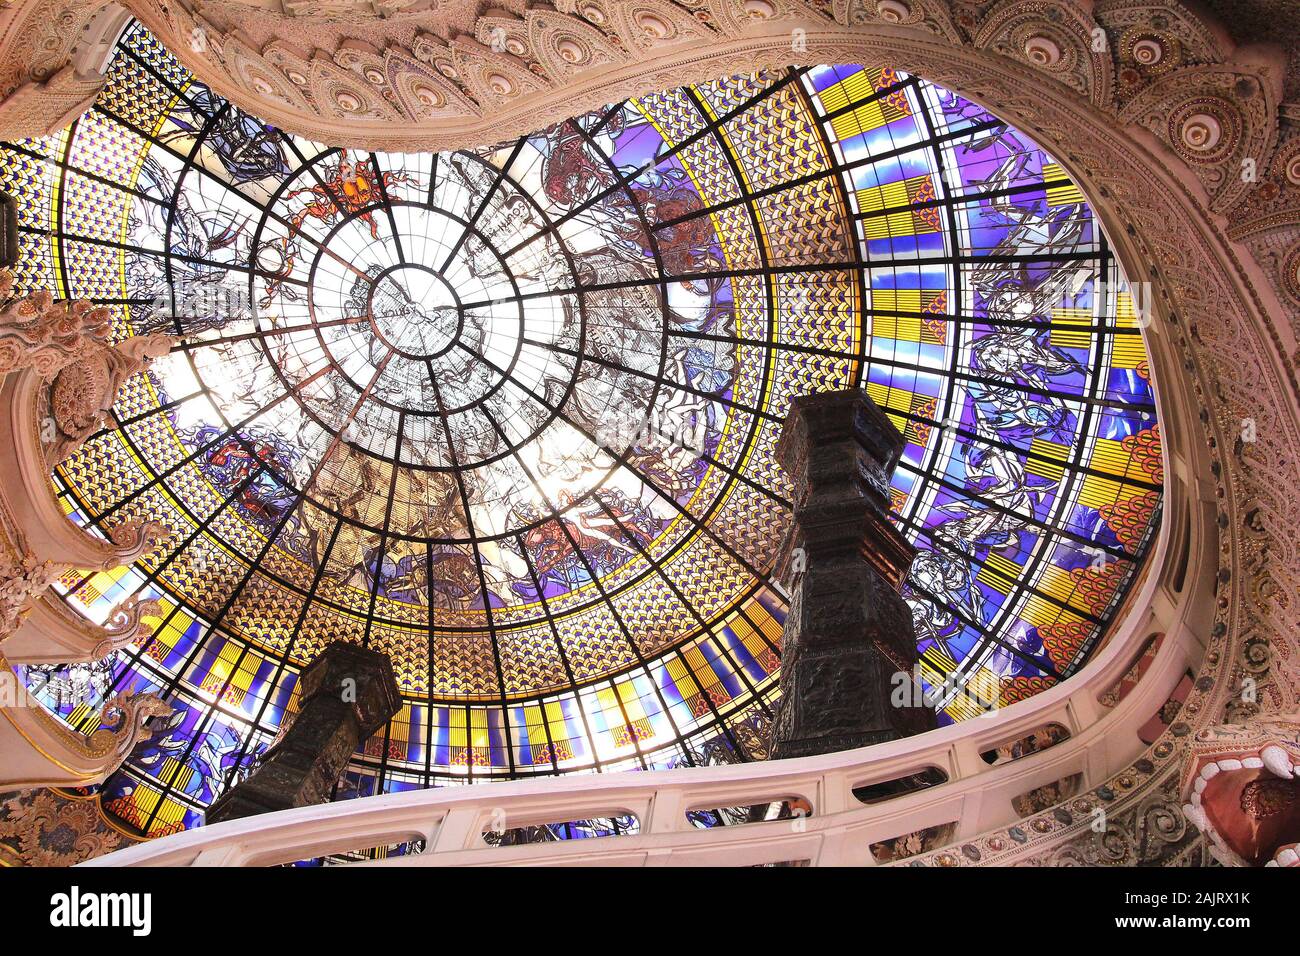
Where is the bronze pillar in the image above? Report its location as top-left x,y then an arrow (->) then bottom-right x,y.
206,643 -> 400,824
770,388 -> 934,759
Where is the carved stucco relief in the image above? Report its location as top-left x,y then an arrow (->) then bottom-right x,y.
0,0 -> 1295,865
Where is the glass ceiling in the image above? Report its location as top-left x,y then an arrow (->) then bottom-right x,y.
3,23 -> 1162,837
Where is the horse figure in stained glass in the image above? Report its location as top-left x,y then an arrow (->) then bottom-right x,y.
133,709 -> 251,805
935,443 -> 1042,552
506,490 -> 650,597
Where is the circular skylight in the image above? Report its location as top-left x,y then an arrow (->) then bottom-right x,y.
3,24 -> 1162,833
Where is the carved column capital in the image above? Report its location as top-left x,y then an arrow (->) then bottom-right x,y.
42,331 -> 173,466
0,548 -> 59,638
0,270 -> 176,466
0,268 -> 113,380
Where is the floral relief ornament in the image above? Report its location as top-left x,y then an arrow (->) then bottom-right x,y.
0,268 -> 175,464
0,268 -> 112,380
0,549 -> 59,636
43,330 -> 174,466
0,790 -> 127,866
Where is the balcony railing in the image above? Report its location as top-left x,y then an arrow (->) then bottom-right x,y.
85,430 -> 1213,868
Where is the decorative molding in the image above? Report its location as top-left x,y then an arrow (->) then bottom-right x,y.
0,647 -> 172,791
2,590 -> 161,664
1117,48 -> 1286,214
971,0 -> 1113,107
0,550 -> 58,637
0,270 -> 174,656
0,0 -> 123,140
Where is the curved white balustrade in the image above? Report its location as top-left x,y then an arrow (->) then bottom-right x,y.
86,462 -> 1214,867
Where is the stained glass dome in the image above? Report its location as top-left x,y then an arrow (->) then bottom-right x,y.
2,24 -> 1162,836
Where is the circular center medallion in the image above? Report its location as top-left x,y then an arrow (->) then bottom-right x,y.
367,265 -> 461,359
